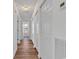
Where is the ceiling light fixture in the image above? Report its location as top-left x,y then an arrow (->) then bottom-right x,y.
21,5 -> 31,11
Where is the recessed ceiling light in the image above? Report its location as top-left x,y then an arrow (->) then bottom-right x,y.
21,5 -> 31,11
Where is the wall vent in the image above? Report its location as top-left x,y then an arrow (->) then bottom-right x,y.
60,2 -> 65,7
60,1 -> 66,8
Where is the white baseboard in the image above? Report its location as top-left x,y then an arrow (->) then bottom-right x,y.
13,47 -> 17,57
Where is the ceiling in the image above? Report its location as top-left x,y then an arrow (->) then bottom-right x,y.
14,0 -> 37,21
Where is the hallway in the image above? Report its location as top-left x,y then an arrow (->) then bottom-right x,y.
14,40 -> 39,59
13,0 -> 66,59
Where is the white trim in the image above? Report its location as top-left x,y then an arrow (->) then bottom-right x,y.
13,47 -> 17,57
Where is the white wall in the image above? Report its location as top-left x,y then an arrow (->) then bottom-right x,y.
40,6 -> 54,59
13,3 -> 21,56
31,8 -> 41,58
13,12 -> 17,57
53,0 -> 66,40
32,0 -> 54,59
32,0 -> 66,59
17,17 -> 23,40
52,0 -> 66,59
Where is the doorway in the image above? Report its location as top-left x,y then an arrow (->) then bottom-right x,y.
23,22 -> 30,40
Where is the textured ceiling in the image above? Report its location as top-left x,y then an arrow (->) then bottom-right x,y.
15,0 -> 37,21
